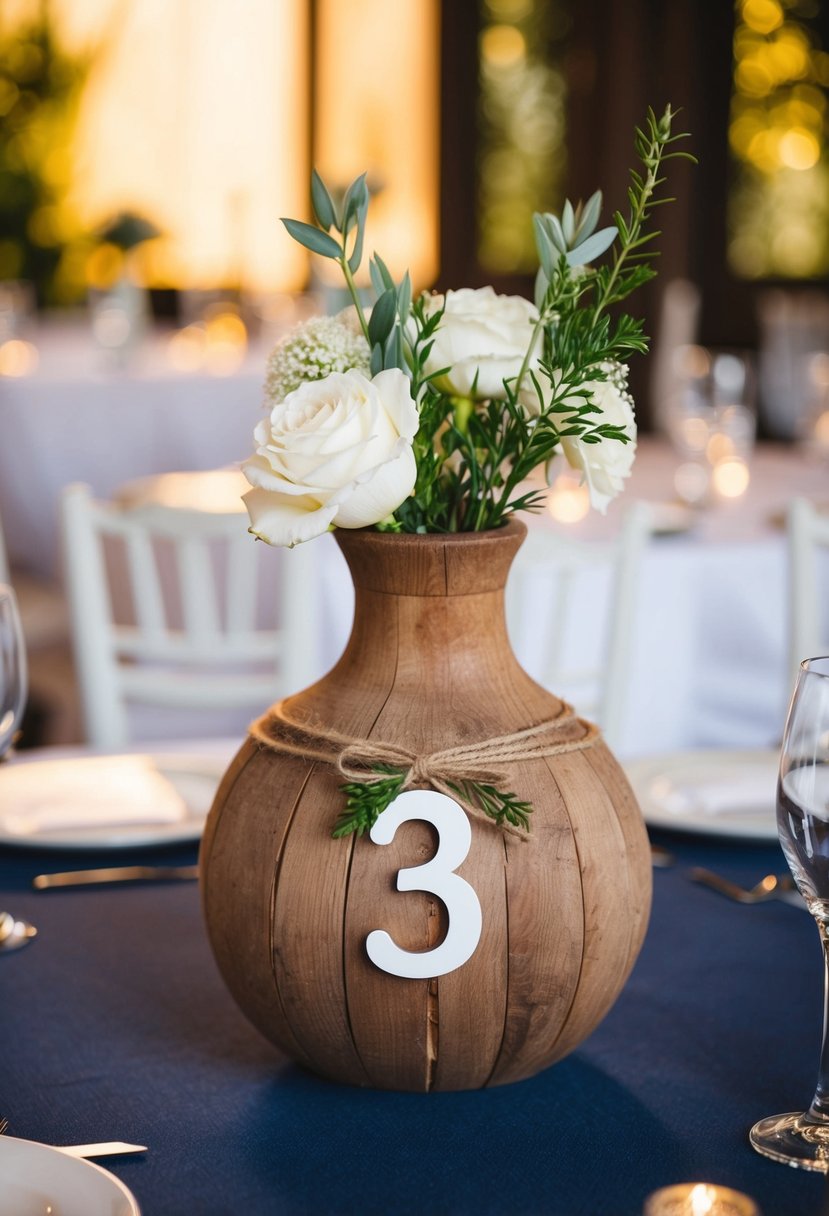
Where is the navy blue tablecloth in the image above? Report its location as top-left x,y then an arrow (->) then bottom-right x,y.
2,829 -> 829,1216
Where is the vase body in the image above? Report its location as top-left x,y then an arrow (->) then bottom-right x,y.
200,520 -> 651,1091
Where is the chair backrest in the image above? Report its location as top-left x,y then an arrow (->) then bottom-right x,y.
787,496 -> 829,681
505,501 -> 654,751
61,482 -> 318,749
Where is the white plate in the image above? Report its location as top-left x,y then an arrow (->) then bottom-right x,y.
0,747 -> 238,850
0,1135 -> 140,1215
623,748 -> 780,840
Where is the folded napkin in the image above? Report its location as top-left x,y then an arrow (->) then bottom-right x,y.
0,756 -> 189,836
659,770 -> 774,818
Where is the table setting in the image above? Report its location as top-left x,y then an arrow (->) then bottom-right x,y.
4,109 -> 829,1216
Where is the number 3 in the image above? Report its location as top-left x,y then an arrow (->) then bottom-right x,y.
366,790 -> 483,979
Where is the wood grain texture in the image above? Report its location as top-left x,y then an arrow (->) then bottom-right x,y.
200,520 -> 652,1091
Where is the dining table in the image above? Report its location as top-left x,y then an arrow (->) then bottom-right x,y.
2,802 -> 829,1216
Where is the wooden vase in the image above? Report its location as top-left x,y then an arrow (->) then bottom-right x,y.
200,520 -> 651,1091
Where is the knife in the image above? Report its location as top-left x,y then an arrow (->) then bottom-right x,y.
59,1142 -> 148,1158
33,864 -> 199,890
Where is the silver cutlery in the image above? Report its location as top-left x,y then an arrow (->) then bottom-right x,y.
33,864 -> 199,890
0,910 -> 37,951
690,867 -> 805,908
0,1117 -> 146,1158
58,1141 -> 148,1158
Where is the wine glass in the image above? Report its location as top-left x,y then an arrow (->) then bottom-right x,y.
751,655 -> 829,1170
0,584 -> 36,952
0,584 -> 26,760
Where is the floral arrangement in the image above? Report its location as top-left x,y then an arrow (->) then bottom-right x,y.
242,106 -> 691,551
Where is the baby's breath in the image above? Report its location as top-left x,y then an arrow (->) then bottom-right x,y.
264,315 -> 370,406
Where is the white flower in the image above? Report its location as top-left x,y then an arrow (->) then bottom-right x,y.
264,315 -> 370,405
420,286 -> 540,400
243,368 -> 418,547
557,369 -> 637,513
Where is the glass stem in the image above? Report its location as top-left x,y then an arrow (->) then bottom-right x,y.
809,923 -> 829,1120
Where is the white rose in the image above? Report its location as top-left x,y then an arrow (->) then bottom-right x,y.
559,376 -> 637,514
421,286 -> 540,399
242,367 -> 418,547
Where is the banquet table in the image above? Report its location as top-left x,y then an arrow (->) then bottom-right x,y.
2,824 -> 829,1216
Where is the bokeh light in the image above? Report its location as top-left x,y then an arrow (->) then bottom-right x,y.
729,0 -> 829,278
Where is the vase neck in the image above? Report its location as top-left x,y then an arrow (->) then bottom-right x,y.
279,520 -> 560,749
334,520 -> 527,598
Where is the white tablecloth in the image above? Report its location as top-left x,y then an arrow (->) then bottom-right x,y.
0,320 -> 264,579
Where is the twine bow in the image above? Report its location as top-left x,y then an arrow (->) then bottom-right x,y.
250,700 -> 600,839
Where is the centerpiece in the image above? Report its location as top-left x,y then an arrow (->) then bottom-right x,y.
201,107 -> 692,1091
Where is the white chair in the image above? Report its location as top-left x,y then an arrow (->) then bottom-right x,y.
787,497 -> 829,681
61,482 -> 318,749
505,502 -> 654,752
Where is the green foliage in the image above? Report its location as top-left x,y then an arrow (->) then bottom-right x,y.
282,107 -> 694,535
332,767 -> 533,838
0,9 -> 91,304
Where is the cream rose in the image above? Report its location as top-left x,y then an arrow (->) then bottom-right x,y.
421,286 -> 540,400
242,367 -> 418,547
559,376 -> 637,513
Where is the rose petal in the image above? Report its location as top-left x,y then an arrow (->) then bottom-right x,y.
332,444 -> 417,528
243,487 -> 338,547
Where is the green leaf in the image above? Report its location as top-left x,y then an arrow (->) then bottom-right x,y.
372,252 -> 396,292
342,172 -> 369,234
385,326 -> 403,371
397,270 -> 412,320
562,198 -> 575,244
544,212 -> 567,253
566,225 -> 617,267
368,287 -> 397,347
369,256 -> 386,298
576,190 -> 602,243
310,169 -> 336,231
281,218 -> 342,259
347,196 -> 369,272
370,343 -> 384,376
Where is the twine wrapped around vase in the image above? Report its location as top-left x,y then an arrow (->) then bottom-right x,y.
250,699 -> 601,836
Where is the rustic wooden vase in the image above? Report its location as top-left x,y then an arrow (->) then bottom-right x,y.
200,519 -> 651,1092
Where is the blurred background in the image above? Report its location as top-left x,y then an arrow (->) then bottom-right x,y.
2,0 -> 829,750
2,0 -> 828,421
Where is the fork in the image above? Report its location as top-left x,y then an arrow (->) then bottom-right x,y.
690,868 -> 802,906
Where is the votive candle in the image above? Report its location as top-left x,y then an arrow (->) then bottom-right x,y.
643,1182 -> 760,1216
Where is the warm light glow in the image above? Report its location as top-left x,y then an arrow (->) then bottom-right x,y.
742,0 -> 783,37
546,476 -> 590,523
167,309 -> 247,376
167,324 -> 208,373
120,469 -> 248,513
778,126 -> 820,169
712,458 -> 751,498
481,24 -> 527,68
61,0 -> 310,291
673,344 -> 712,379
729,5 -> 829,277
314,0 -> 439,289
689,1183 -> 717,1216
679,416 -> 711,453
204,308 -> 247,376
0,338 -> 38,377
706,432 -> 736,464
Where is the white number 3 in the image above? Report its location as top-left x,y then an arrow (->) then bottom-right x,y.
366,790 -> 483,979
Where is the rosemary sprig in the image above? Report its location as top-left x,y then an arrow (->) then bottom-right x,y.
331,768 -> 533,837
